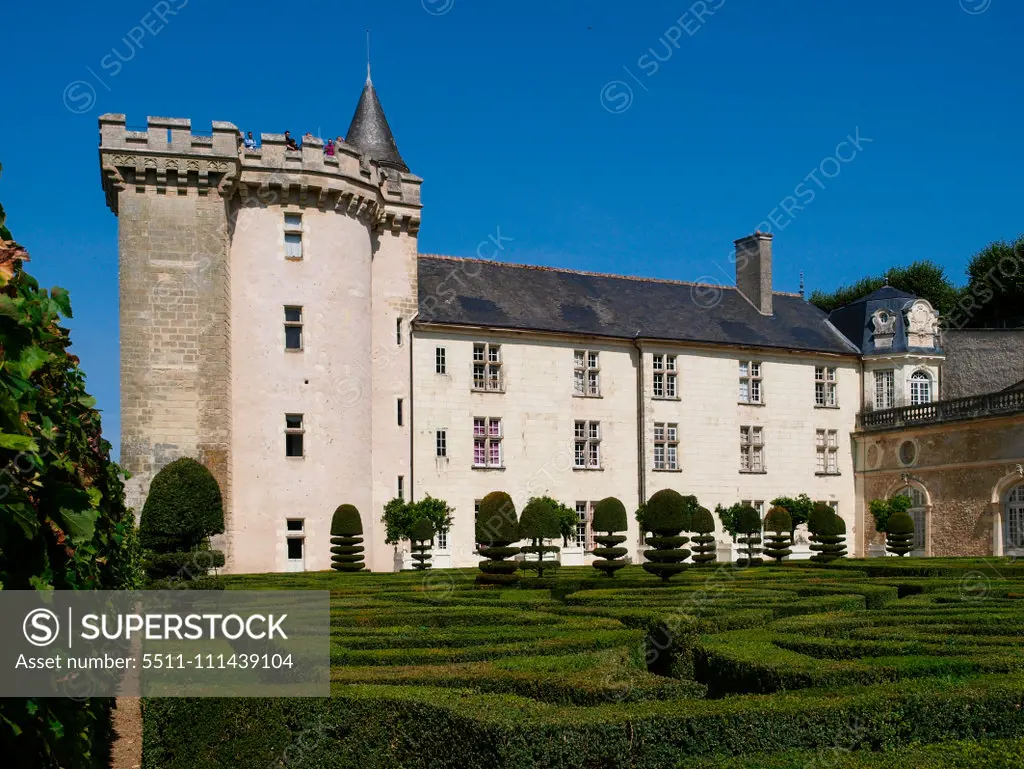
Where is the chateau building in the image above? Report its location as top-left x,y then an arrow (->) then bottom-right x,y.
98,76 -> 1023,573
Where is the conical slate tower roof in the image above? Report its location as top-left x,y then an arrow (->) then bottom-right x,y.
345,76 -> 409,173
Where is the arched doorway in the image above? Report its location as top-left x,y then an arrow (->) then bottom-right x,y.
893,485 -> 928,556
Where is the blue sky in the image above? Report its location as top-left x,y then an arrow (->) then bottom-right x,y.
1,0 -> 1021,448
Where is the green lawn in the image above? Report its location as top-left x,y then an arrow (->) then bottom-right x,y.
142,559 -> 1024,768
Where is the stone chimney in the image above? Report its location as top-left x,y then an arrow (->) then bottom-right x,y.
734,232 -> 774,315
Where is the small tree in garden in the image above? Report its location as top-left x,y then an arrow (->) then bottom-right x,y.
475,491 -> 520,586
409,517 -> 435,570
591,496 -> 629,577
735,505 -> 763,566
869,494 -> 912,538
519,498 -> 561,578
532,495 -> 577,546
330,504 -> 366,572
770,494 -> 814,538
763,506 -> 793,563
381,495 -> 454,564
641,489 -> 691,581
714,502 -> 745,541
886,511 -> 916,557
690,506 -> 717,565
808,503 -> 847,563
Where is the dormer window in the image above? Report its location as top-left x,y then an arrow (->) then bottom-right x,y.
905,300 -> 939,349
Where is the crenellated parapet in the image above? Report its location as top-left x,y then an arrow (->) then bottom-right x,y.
100,114 -> 422,233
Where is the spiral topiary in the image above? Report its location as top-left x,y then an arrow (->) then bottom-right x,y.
518,498 -> 561,578
885,510 -> 915,557
330,504 -> 365,572
735,505 -> 763,566
591,496 -> 629,577
409,517 -> 435,570
763,506 -> 793,564
475,491 -> 520,586
689,506 -> 717,565
641,489 -> 690,581
808,502 -> 847,563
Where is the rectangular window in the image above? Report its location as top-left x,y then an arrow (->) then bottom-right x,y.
573,350 -> 601,396
653,422 -> 679,470
284,213 -> 303,259
815,366 -> 837,407
435,347 -> 447,374
816,429 -> 839,474
874,370 -> 895,409
435,429 -> 447,458
436,528 -> 448,551
739,425 -> 764,472
286,517 -> 306,568
574,501 -> 594,549
652,354 -> 678,398
397,398 -> 403,426
574,421 -> 601,469
286,536 -> 304,561
472,417 -> 502,468
285,413 -> 304,457
397,476 -> 404,500
739,361 -> 763,404
284,306 -> 303,351
396,317 -> 402,346
473,343 -> 503,392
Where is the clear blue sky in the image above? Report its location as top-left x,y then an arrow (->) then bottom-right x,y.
1,0 -> 1021,449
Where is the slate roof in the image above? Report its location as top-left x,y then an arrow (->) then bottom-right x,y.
345,78 -> 409,172
417,256 -> 859,356
827,286 -> 939,355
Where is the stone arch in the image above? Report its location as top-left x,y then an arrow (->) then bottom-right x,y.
884,476 -> 932,556
990,466 -> 1024,556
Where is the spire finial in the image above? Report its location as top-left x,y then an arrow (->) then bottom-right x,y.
366,28 -> 372,83
799,270 -> 805,298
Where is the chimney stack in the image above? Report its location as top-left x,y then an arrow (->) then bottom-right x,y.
734,232 -> 774,315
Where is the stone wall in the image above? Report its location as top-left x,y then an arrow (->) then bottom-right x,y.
941,329 -> 1024,399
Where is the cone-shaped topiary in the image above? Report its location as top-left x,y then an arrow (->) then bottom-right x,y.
591,496 -> 629,577
690,506 -> 717,565
808,502 -> 847,563
518,498 -> 561,578
140,457 -> 224,552
475,491 -> 520,586
641,489 -> 691,581
330,504 -> 366,572
735,505 -> 763,566
763,506 -> 793,564
409,517 -> 435,570
885,510 -> 915,557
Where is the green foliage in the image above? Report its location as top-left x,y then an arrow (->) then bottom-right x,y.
0,224 -> 139,767
869,494 -> 912,534
518,498 -> 560,578
409,517 -> 435,571
331,504 -> 365,572
689,506 -> 717,565
763,506 -> 792,534
140,457 -> 224,552
634,502 -> 647,535
592,496 -> 627,534
769,494 -> 813,534
808,503 -> 847,563
528,496 -> 576,547
734,505 -> 762,566
591,497 -> 629,577
642,490 -> 690,581
958,235 -> 1024,328
714,502 -> 746,540
762,506 -> 793,563
885,511 -> 916,557
809,259 -> 960,317
381,495 -> 454,548
476,491 -> 519,586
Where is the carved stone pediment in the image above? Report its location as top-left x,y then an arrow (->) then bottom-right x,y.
904,299 -> 939,348
871,309 -> 896,349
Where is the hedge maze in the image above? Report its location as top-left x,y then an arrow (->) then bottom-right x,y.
143,559 -> 1024,769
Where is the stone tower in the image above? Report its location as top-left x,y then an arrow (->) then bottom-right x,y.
100,77 -> 421,572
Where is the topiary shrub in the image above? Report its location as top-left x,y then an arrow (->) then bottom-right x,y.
690,506 -> 717,565
475,491 -> 520,586
330,504 -> 366,572
409,517 -> 435,570
735,505 -> 763,566
641,489 -> 691,581
518,498 -> 561,578
591,496 -> 629,577
808,502 -> 848,563
886,510 -> 915,557
763,506 -> 793,564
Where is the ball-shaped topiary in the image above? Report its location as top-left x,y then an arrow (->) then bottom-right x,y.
689,506 -> 717,565
140,457 -> 224,552
641,489 -> 691,581
591,496 -> 629,577
885,510 -> 915,557
475,491 -> 520,586
409,517 -> 435,570
763,506 -> 793,564
518,498 -> 561,578
808,503 -> 847,563
330,504 -> 366,572
735,505 -> 763,566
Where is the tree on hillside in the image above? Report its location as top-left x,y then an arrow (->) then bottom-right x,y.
809,260 -> 960,317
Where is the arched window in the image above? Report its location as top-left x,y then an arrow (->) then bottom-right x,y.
894,486 -> 927,554
1006,485 -> 1024,554
909,371 -> 932,405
